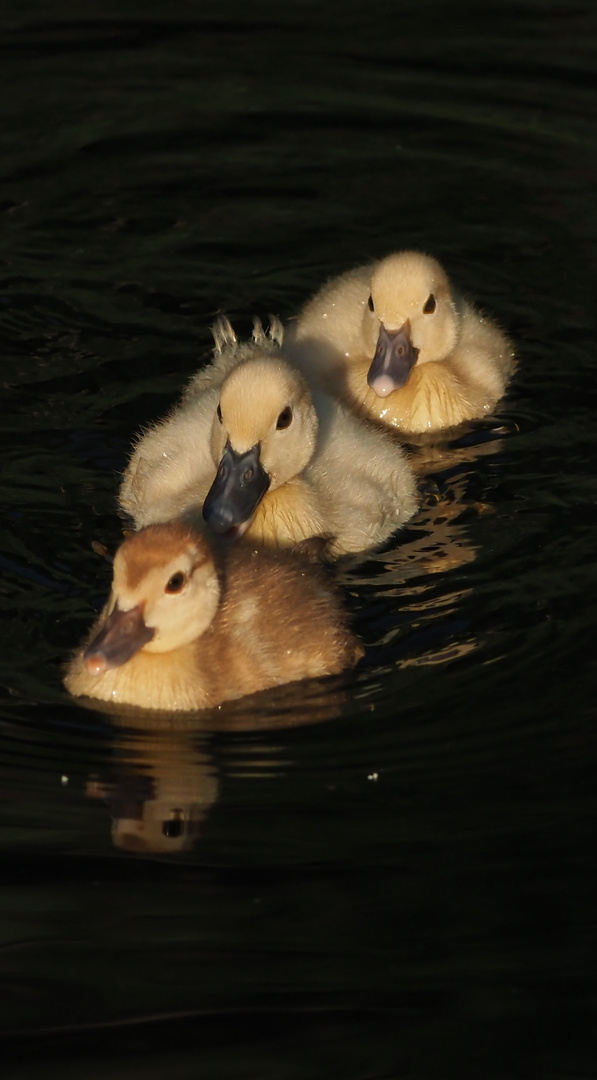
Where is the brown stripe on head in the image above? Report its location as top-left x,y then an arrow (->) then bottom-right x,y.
117,523 -> 212,591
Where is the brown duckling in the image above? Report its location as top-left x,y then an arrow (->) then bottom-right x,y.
64,522 -> 362,712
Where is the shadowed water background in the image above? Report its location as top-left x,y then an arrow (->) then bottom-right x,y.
0,1 -> 596,1077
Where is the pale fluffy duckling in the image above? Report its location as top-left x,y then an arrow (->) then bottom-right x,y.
120,324 -> 418,559
205,351 -> 419,556
286,251 -> 516,435
118,318 -> 276,529
64,523 -> 362,712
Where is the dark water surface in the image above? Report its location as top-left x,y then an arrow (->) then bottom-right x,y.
1,1 -> 596,1077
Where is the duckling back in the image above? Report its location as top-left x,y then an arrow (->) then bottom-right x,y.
285,263 -> 375,395
184,315 -> 284,398
203,544 -> 363,695
305,390 -> 419,557
119,388 -> 218,528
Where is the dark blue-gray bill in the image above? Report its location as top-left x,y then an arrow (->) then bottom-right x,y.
203,441 -> 270,535
84,603 -> 155,674
367,322 -> 419,397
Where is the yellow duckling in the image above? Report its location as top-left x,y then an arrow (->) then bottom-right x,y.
120,323 -> 418,559
64,523 -> 362,712
286,251 -> 516,435
118,317 -> 260,529
203,354 -> 418,556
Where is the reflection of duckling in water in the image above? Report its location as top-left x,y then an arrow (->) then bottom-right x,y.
286,251 -> 516,436
86,735 -> 218,854
84,645 -> 354,854
381,474 -> 483,580
64,522 -> 362,712
119,318 -> 418,559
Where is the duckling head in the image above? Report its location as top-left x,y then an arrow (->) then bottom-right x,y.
365,252 -> 459,397
84,524 -> 221,674
203,357 -> 318,537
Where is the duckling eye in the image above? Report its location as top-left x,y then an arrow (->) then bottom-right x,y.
367,295 -> 374,312
216,403 -> 223,423
423,293 -> 436,314
165,571 -> 186,594
276,406 -> 293,430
